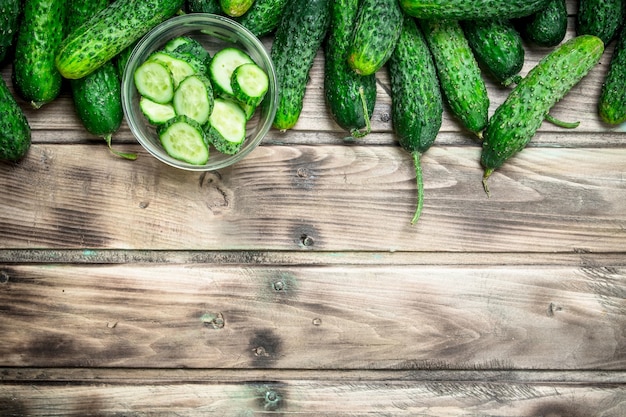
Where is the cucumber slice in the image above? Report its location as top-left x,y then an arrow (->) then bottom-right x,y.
173,74 -> 214,126
158,115 -> 209,165
167,36 -> 212,69
209,47 -> 254,96
134,60 -> 174,104
231,62 -> 269,107
140,96 -> 176,125
205,98 -> 247,154
163,36 -> 196,52
148,51 -> 205,87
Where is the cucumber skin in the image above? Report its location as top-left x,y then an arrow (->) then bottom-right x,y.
0,0 -> 21,62
56,0 -> 184,80
347,0 -> 403,76
0,77 -> 31,161
462,19 -> 525,87
270,0 -> 330,131
599,27 -> 626,124
186,0 -> 221,14
420,19 -> 489,135
236,0 -> 289,37
389,16 -> 443,154
12,0 -> 67,108
324,0 -> 376,137
577,0 -> 624,45
481,35 -> 604,172
400,0 -> 551,20
68,0 -> 122,139
517,0 -> 567,47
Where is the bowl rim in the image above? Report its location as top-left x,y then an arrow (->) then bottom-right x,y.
121,13 -> 278,172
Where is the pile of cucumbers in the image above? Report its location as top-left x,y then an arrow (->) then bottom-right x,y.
1,0 -> 624,224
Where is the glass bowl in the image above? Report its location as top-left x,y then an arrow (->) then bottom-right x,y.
121,13 -> 278,171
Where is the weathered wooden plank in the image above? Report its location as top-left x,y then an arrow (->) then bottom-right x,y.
1,263 -> 623,369
0,380 -> 624,416
1,144 -> 625,251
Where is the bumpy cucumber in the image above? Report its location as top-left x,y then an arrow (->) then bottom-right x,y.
324,0 -> 376,138
481,35 -> 604,191
236,0 -> 289,37
599,27 -> 626,124
186,0 -> 221,14
0,0 -> 21,62
347,0 -> 403,76
12,0 -> 67,108
388,16 -> 443,225
516,0 -> 567,47
400,0 -> 551,20
420,19 -> 489,136
0,77 -> 31,161
462,19 -> 525,86
577,0 -> 624,45
56,0 -> 184,79
271,0 -> 330,130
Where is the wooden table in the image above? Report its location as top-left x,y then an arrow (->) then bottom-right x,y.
1,4 -> 625,415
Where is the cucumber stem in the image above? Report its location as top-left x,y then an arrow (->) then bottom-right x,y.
350,86 -> 372,139
482,168 -> 493,197
545,113 -> 581,129
104,134 -> 138,161
410,151 -> 424,225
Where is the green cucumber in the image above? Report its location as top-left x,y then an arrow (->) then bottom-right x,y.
205,97 -> 247,154
324,0 -> 376,138
208,47 -> 254,97
347,0 -> 403,76
462,19 -> 525,87
599,27 -> 626,124
0,0 -> 21,63
164,36 -> 211,69
68,0 -> 134,160
55,0 -> 184,80
231,62 -> 269,107
158,115 -> 209,165
420,19 -> 490,136
0,77 -> 31,161
12,0 -> 67,108
186,0 -> 221,14
271,0 -> 330,130
481,35 -> 604,192
388,16 -> 443,225
173,73 -> 214,125
134,60 -> 175,104
236,0 -> 289,37
576,0 -> 624,45
140,96 -> 176,125
516,0 -> 568,47
220,0 -> 254,17
400,0 -> 551,20
148,50 -> 207,87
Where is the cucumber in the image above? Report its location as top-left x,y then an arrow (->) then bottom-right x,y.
599,27 -> 626,124
0,77 -> 31,161
164,36 -> 211,69
208,47 -> 254,97
481,35 -> 604,192
271,0 -> 330,131
186,0 -> 221,14
577,0 -> 624,45
173,73 -> 214,125
55,0 -> 184,80
140,96 -> 176,125
324,0 -> 376,138
134,60 -> 175,104
420,19 -> 490,136
0,0 -> 21,63
516,0 -> 568,47
231,62 -> 269,107
158,115 -> 209,165
462,19 -> 525,87
12,0 -> 67,108
205,97 -> 248,154
347,0 -> 403,76
388,16 -> 443,225
67,0 -> 133,160
148,50 -> 207,87
220,0 -> 254,17
400,0 -> 551,20
236,0 -> 289,37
